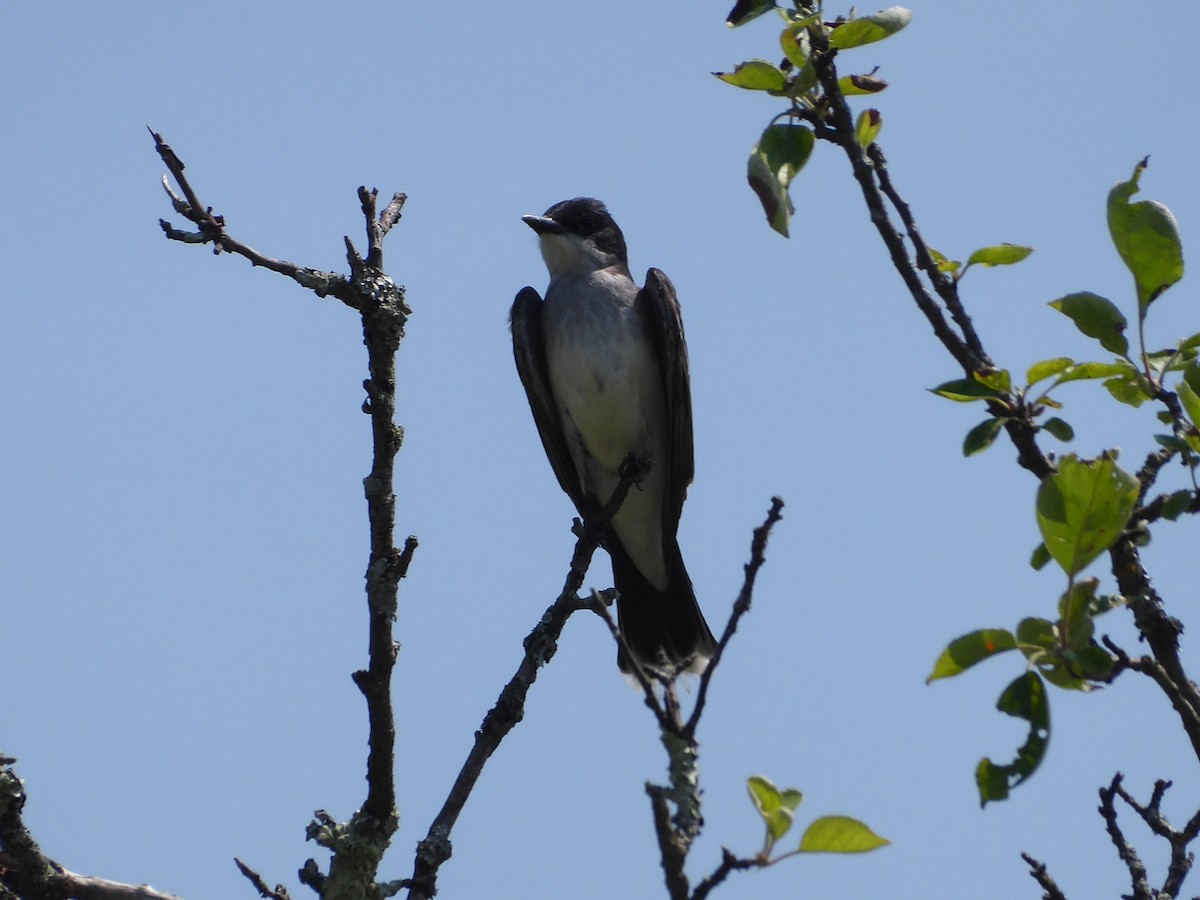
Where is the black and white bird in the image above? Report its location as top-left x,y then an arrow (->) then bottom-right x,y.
511,197 -> 715,675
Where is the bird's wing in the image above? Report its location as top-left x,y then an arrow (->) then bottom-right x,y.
510,287 -> 589,516
636,268 -> 695,527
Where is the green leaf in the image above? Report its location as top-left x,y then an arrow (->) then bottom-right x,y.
1073,644 -> 1116,679
1026,357 -> 1075,387
838,74 -> 889,95
1048,292 -> 1129,356
1035,453 -> 1140,576
780,23 -> 809,68
715,59 -> 788,91
963,417 -> 1003,456
726,0 -> 776,27
1103,373 -> 1152,407
927,629 -> 1017,682
1041,417 -> 1074,442
788,63 -> 818,97
965,244 -> 1034,269
1030,542 -> 1052,570
1108,158 -> 1184,312
747,776 -> 801,842
929,378 -> 999,402
1160,490 -> 1194,521
1054,361 -> 1134,384
829,6 -> 913,49
975,368 -> 1012,393
1147,348 -> 1193,377
928,247 -> 961,275
976,671 -> 1050,806
1058,578 -> 1100,650
747,123 -> 815,238
1015,616 -> 1056,654
1177,362 -> 1200,426
798,816 -> 890,853
1153,433 -> 1192,454
1176,378 -> 1200,426
855,108 -> 882,149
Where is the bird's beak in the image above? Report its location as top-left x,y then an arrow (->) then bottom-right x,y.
522,214 -> 566,235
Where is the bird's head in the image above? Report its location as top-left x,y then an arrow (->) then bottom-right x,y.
522,197 -> 630,281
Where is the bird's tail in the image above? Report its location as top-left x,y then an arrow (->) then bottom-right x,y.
608,536 -> 716,676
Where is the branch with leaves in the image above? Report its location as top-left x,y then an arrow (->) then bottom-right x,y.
717,1 -> 1199,895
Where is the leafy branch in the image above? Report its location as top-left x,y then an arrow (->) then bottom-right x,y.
718,1 -> 1199,895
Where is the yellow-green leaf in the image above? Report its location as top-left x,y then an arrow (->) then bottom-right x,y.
966,244 -> 1034,269
715,59 -> 788,91
855,108 -> 882,148
798,816 -> 890,853
828,7 -> 913,49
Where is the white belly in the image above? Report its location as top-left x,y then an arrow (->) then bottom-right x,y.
543,278 -> 670,588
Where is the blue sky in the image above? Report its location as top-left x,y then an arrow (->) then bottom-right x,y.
4,3 -> 1199,899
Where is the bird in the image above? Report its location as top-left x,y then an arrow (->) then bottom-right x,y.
510,197 -> 716,676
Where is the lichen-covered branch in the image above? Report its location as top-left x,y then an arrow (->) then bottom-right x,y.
0,760 -> 187,900
152,131 -> 411,900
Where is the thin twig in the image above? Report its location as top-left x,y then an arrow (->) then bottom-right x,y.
685,497 -> 784,737
1020,852 -> 1068,900
151,128 -> 366,307
234,858 -> 291,900
690,848 -> 759,900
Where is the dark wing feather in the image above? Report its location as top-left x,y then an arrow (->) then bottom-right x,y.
510,287 -> 589,516
635,269 -> 694,528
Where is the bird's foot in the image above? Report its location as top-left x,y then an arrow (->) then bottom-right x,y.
618,451 -> 653,489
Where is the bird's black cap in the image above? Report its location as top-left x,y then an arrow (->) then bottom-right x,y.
523,197 -> 628,266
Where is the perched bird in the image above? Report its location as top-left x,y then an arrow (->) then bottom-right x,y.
510,197 -> 715,675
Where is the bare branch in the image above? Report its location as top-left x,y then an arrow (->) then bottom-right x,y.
646,784 -> 690,900
1099,774 -> 1154,900
234,859 -> 291,900
690,848 -> 758,900
405,462 -> 645,900
150,128 -> 361,307
685,497 -> 784,737
151,131 -> 411,900
1020,852 -> 1067,900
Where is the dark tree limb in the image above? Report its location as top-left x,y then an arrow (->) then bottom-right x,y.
803,44 -> 1054,482
689,849 -> 758,900
1097,773 -> 1200,900
405,463 -> 645,900
796,32 -> 1200,900
1108,777 -> 1199,898
152,131 -> 411,900
1107,537 -> 1200,764
234,859 -> 291,900
0,761 -> 186,900
1099,775 -> 1153,900
1020,852 -> 1067,900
